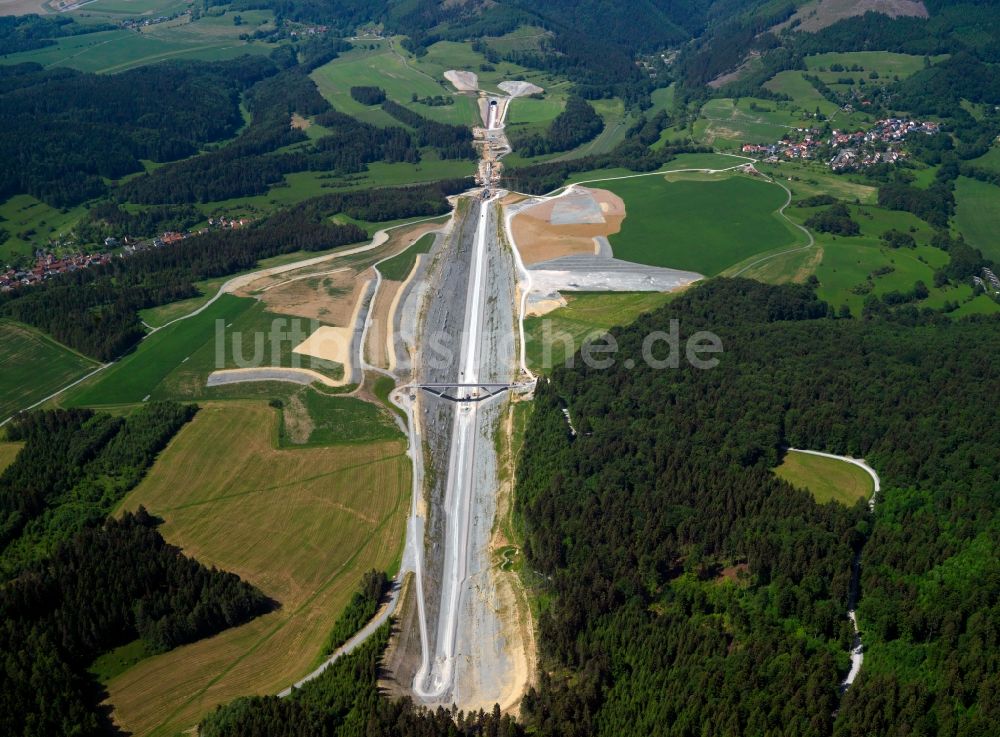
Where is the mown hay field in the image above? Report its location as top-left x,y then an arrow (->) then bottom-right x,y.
108,401 -> 410,736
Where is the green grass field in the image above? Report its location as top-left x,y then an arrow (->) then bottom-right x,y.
505,95 -> 629,166
524,292 -> 676,371
563,153 -> 753,187
969,145 -> 1000,173
0,195 -> 87,261
763,71 -> 840,117
109,401 -> 409,736
143,298 -> 344,403
697,97 -> 809,147
774,450 -> 874,506
376,233 -> 435,281
68,0 -> 191,17
310,41 -> 479,128
602,173 -> 801,274
815,240 -> 935,314
0,442 -> 24,472
0,24 -> 276,74
278,389 -> 399,447
66,294 -> 255,406
955,176 -> 1000,262
757,159 -> 878,204
0,320 -> 99,421
804,51 -> 946,78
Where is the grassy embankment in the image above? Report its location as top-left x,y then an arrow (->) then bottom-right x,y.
376,232 -> 435,281
524,292 -> 676,372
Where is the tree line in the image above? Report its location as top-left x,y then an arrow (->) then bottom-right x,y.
0,508 -> 272,737
381,100 -> 476,160
200,622 -> 523,737
510,95 -> 604,158
0,403 -> 197,579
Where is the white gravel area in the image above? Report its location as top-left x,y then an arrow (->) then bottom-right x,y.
498,80 -> 543,97
445,70 -> 479,92
528,255 -> 703,292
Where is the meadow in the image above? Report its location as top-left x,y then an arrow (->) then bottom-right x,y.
804,51 -> 946,78
148,299 -> 346,401
66,294 -> 255,407
0,195 -> 87,261
278,389 -> 399,447
563,152 -> 753,187
602,173 -> 801,275
108,401 -> 409,736
695,97 -> 812,148
0,22 -> 275,74
757,159 -> 877,203
954,176 -> 1000,262
763,71 -> 840,117
776,199 -> 974,314
524,292 -> 676,371
310,40 -> 480,128
0,442 -> 24,472
774,450 -> 874,506
0,320 -> 99,421
969,145 -> 1000,173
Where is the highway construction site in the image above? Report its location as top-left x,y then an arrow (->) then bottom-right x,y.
286,69 -> 700,713
381,75 -> 532,711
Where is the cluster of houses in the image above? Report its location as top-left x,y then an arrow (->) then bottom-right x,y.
290,25 -> 331,37
207,216 -> 252,230
741,132 -> 822,161
974,268 -> 1000,295
1,252 -> 111,292
119,13 -> 185,31
2,216 -> 253,293
829,118 -> 939,171
741,118 -> 940,171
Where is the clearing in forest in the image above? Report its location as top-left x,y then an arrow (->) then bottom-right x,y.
774,449 -> 874,506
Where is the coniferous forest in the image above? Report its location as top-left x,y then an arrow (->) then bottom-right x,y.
515,280 -> 1000,737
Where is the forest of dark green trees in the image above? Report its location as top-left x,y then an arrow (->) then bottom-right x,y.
514,279 -> 1000,737
200,623 -> 523,737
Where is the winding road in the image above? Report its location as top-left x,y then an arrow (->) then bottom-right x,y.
789,448 -> 880,691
